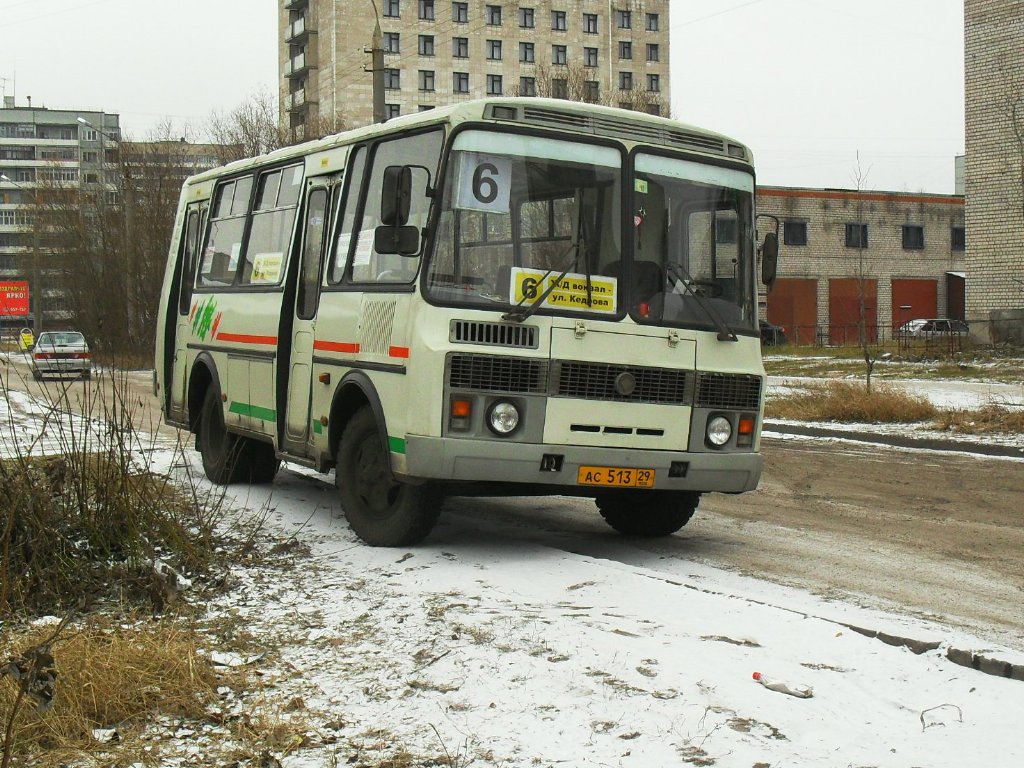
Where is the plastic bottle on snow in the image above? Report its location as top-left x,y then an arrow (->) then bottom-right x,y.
752,671 -> 813,698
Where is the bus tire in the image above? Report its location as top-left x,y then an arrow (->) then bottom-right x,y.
596,490 -> 699,537
198,385 -> 243,484
244,439 -> 279,484
337,407 -> 440,546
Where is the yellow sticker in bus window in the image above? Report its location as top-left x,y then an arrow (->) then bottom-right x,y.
250,252 -> 283,284
510,267 -> 617,313
635,179 -> 649,194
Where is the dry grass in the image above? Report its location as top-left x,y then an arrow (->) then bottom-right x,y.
932,404 -> 1024,434
0,616 -> 223,765
767,381 -> 938,423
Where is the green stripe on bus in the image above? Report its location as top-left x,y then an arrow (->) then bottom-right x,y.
228,402 -> 277,422
312,420 -> 323,435
388,436 -> 406,454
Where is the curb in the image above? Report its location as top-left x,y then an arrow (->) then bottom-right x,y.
764,421 -> 1024,459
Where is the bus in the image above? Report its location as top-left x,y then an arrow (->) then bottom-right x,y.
155,98 -> 778,547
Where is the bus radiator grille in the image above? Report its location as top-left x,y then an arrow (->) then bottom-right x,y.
450,320 -> 539,349
553,361 -> 691,405
448,354 -> 549,394
695,372 -> 763,410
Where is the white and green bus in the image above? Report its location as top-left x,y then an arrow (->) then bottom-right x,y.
155,98 -> 778,546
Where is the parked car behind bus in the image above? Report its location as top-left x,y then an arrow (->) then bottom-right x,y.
31,331 -> 92,380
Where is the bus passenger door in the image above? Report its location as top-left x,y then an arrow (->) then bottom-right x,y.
283,180 -> 332,454
170,203 -> 206,421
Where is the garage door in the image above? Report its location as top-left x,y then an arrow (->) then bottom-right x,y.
767,278 -> 818,345
829,278 -> 877,345
891,279 -> 937,333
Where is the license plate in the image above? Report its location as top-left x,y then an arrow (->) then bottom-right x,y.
577,465 -> 655,488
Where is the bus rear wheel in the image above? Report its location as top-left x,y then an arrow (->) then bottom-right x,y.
596,490 -> 699,537
198,386 -> 279,485
337,407 -> 440,546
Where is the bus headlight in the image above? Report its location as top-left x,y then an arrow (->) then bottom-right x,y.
487,401 -> 520,435
706,415 -> 732,447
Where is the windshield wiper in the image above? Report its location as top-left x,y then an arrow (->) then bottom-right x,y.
664,262 -> 738,342
502,225 -> 590,323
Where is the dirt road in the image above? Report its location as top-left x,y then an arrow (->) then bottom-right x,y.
6,352 -> 1023,648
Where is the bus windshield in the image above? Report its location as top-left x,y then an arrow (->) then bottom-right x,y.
426,130 -> 623,317
632,153 -> 757,332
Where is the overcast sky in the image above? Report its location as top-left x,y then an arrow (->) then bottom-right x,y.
0,0 -> 965,193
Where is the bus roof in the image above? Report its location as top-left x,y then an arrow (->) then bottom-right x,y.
185,98 -> 753,186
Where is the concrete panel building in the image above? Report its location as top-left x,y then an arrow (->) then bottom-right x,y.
757,187 -> 965,345
279,0 -> 671,139
964,0 -> 1024,343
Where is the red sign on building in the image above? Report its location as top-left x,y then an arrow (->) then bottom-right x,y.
0,281 -> 30,316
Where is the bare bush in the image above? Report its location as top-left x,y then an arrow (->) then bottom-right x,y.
767,381 -> 938,423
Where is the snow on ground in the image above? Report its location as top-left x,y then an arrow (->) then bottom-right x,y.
768,375 -> 1024,411
3,376 -> 1024,766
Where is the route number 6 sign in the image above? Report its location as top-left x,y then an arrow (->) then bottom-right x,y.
455,152 -> 512,213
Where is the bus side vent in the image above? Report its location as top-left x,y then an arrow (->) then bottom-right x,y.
361,300 -> 397,355
448,354 -> 549,394
553,362 -> 691,405
450,320 -> 539,349
694,372 -> 763,410
518,106 -> 729,156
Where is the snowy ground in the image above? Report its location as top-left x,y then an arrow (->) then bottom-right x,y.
3,373 -> 1024,766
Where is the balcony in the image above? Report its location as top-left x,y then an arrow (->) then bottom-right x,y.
284,0 -> 308,9
286,15 -> 312,42
285,52 -> 312,77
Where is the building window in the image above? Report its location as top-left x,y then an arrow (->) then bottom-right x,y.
646,74 -> 660,92
583,47 -> 598,67
520,42 -> 535,62
453,2 -> 468,23
519,76 -> 536,96
453,71 -> 469,93
552,10 -> 566,31
419,0 -> 434,20
646,103 -> 661,116
487,74 -> 504,95
552,78 -> 568,99
951,225 -> 966,251
385,103 -> 401,120
845,223 -> 868,248
419,34 -> 434,56
384,32 -> 400,53
552,44 -> 567,65
519,7 -> 534,28
384,0 -> 400,18
619,71 -> 633,90
384,68 -> 401,89
617,9 -> 631,28
82,150 -> 98,163
619,41 -> 632,60
487,39 -> 502,60
453,36 -> 468,58
419,69 -> 435,91
902,224 -> 925,250
486,4 -> 501,25
418,105 -> 435,112
784,221 -> 808,246
646,43 -> 659,62
584,80 -> 599,103
646,12 -> 659,31
583,13 -> 598,33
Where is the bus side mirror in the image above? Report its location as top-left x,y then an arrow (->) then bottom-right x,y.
374,224 -> 420,255
760,232 -> 778,290
381,166 -> 412,226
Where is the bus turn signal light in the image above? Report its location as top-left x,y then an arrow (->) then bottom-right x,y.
737,414 -> 756,447
450,399 -> 472,431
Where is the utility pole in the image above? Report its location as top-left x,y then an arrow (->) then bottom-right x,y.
366,1 -> 385,124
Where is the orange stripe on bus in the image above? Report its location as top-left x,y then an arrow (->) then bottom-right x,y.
389,346 -> 410,359
216,332 -> 278,345
314,340 -> 360,353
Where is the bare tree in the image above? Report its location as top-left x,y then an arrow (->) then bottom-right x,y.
852,152 -> 878,391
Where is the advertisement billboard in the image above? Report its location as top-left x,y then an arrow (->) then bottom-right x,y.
0,281 -> 30,316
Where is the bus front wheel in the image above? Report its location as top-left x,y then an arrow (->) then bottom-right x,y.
596,490 -> 699,537
337,407 -> 440,546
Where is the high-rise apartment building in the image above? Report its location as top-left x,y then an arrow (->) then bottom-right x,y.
0,100 -> 121,332
279,1 -> 671,138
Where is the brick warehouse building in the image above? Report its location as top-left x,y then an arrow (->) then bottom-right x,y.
758,186 -> 965,345
278,0 -> 671,136
964,0 -> 1024,344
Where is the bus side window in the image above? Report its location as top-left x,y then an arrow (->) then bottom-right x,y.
240,164 -> 303,287
348,128 -> 444,285
198,177 -> 252,286
177,207 -> 200,314
328,147 -> 367,284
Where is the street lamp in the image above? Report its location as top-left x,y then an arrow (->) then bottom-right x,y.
0,173 -> 43,337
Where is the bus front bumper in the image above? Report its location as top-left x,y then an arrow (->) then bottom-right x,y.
397,436 -> 762,494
